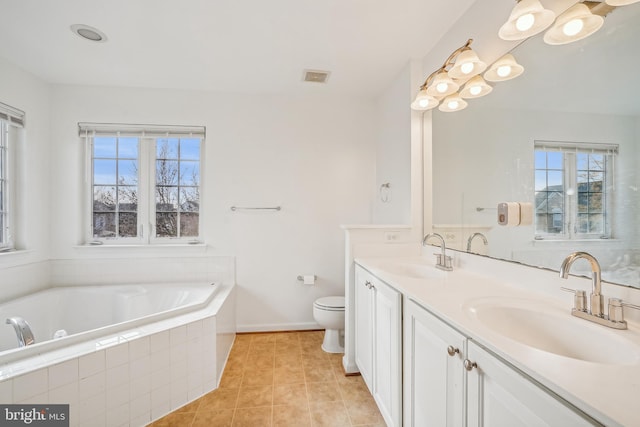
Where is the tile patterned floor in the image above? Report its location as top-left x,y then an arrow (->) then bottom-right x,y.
149,330 -> 385,427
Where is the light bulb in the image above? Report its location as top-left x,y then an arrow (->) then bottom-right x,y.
418,98 -> 429,108
515,13 -> 535,32
469,85 -> 482,96
448,100 -> 459,110
497,65 -> 512,78
436,82 -> 449,93
563,18 -> 584,36
460,62 -> 474,75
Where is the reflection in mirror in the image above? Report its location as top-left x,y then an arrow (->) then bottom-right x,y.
430,2 -> 640,288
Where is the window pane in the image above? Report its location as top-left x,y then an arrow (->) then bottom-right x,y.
156,212 -> 177,237
180,161 -> 200,186
156,187 -> 178,211
94,160 -> 117,185
589,214 -> 603,233
535,192 -> 548,213
156,160 -> 179,185
118,212 -> 138,237
180,187 -> 199,212
547,171 -> 563,190
94,137 -> 116,157
590,172 -> 603,191
589,154 -> 604,171
534,151 -> 546,168
180,213 -> 199,237
118,137 -> 138,158
589,193 -> 603,213
577,193 -> 588,213
576,214 -> 589,233
118,160 -> 138,185
94,186 -> 116,211
93,213 -> 116,238
534,171 -> 547,191
547,152 -> 563,170
118,186 -> 138,211
180,139 -> 200,160
157,138 -> 179,159
577,153 -> 589,171
548,192 -> 563,213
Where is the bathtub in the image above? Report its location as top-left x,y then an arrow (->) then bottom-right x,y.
0,281 -> 237,427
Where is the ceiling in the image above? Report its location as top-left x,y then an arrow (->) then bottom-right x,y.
0,0 -> 476,98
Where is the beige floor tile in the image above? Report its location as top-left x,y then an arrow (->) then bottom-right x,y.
272,404 -> 311,427
306,381 -> 342,403
346,398 -> 385,425
245,355 -> 275,371
242,368 -> 274,386
148,411 -> 195,426
251,333 -> 277,344
275,341 -> 301,354
232,406 -> 273,427
249,342 -> 276,355
275,332 -> 301,343
237,384 -> 273,408
275,353 -> 302,369
192,409 -> 234,427
220,372 -> 244,389
304,365 -> 335,383
234,334 -> 253,344
309,401 -> 351,427
273,383 -> 307,407
339,379 -> 373,402
175,399 -> 201,413
198,387 -> 240,411
273,366 -> 305,385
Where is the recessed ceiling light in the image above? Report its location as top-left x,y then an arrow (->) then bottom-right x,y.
70,24 -> 107,42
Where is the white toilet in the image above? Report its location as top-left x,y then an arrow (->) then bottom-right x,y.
313,296 -> 345,353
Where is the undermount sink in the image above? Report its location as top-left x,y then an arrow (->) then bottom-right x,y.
378,261 -> 447,280
464,297 -> 640,365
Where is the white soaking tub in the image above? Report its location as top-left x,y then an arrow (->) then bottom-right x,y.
0,281 -> 237,427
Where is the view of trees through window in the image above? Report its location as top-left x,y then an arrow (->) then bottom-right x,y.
92,136 -> 200,240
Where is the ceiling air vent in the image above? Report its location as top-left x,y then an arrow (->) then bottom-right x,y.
303,69 -> 331,84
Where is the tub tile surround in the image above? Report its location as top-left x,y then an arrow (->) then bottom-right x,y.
355,251 -> 640,427
150,331 -> 385,427
0,283 -> 236,427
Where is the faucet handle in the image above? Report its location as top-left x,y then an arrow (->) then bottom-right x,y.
609,298 -> 640,323
561,287 -> 587,312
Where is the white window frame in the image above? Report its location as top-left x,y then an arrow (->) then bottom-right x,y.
534,140 -> 617,241
80,123 -> 205,245
0,102 -> 25,252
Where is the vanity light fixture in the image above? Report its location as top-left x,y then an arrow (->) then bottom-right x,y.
459,75 -> 493,99
448,48 -> 487,79
543,3 -> 604,45
484,54 -> 524,82
499,0 -> 556,41
426,70 -> 459,97
438,94 -> 468,113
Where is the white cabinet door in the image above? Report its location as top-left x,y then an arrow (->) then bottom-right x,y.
373,278 -> 402,427
354,267 -> 374,391
404,298 -> 466,427
466,341 -> 598,427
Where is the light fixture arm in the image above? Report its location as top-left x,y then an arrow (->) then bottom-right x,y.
418,39 -> 473,90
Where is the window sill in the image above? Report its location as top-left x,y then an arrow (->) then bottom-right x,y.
532,238 -> 620,244
73,243 -> 209,255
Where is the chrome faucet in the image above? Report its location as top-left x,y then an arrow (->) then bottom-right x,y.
559,251 -> 626,329
422,233 -> 453,271
466,232 -> 488,253
6,317 -> 35,347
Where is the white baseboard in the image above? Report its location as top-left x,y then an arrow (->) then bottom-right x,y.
236,322 -> 321,333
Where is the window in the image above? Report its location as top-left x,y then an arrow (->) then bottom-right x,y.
80,123 -> 205,244
534,141 -> 617,240
0,102 -> 25,251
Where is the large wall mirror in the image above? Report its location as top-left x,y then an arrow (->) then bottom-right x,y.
429,2 -> 640,288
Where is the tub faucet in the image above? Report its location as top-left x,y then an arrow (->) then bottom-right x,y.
6,317 -> 35,347
466,232 -> 488,253
422,233 -> 453,271
559,251 -> 627,329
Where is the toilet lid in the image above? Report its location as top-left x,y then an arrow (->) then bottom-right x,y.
314,296 -> 345,310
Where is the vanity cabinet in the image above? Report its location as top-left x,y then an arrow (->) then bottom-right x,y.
354,265 -> 402,427
404,298 -> 597,427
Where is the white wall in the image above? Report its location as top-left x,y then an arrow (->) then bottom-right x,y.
372,64 -> 412,224
48,85 -> 376,331
0,57 -> 52,300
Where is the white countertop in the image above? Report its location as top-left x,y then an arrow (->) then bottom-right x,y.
355,256 -> 640,427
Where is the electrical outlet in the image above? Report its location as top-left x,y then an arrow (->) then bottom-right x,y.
444,233 -> 457,241
384,232 -> 399,241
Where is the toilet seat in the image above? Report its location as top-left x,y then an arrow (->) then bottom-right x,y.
314,296 -> 345,311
